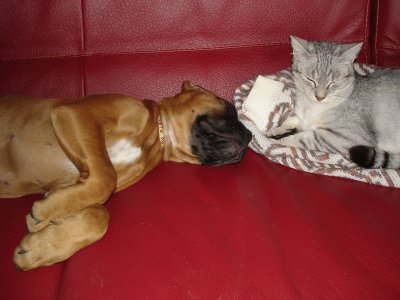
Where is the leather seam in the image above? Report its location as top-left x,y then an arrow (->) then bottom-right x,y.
378,45 -> 400,50
80,0 -> 87,97
364,0 -> 371,64
374,0 -> 380,65
0,41 -> 368,62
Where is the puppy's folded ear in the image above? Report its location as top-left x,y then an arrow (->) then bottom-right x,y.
182,80 -> 197,92
182,80 -> 208,93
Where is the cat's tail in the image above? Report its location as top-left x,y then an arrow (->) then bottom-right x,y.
349,145 -> 400,169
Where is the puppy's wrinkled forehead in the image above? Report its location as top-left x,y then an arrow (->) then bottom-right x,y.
176,81 -> 244,129
179,81 -> 228,116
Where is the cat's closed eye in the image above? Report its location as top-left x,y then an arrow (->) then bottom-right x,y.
306,77 -> 317,87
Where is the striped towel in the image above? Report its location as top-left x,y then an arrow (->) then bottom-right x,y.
233,64 -> 400,188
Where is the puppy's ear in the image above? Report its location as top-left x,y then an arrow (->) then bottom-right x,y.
182,80 -> 197,92
182,80 -> 207,92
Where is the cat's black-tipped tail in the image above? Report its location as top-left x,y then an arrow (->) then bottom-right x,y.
349,145 -> 400,169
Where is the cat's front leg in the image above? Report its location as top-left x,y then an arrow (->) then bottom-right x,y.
269,129 -> 346,154
266,115 -> 300,139
269,130 -> 314,149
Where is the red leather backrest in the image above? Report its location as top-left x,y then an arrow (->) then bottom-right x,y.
84,0 -> 370,55
373,0 -> 400,66
0,0 -> 83,60
0,0 -> 371,61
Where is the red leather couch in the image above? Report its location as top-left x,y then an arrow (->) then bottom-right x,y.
1,1 -> 399,299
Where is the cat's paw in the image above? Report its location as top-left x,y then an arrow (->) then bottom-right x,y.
266,127 -> 297,139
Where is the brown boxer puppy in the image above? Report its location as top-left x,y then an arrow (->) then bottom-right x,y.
0,81 -> 252,271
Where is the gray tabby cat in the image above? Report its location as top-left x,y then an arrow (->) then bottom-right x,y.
267,35 -> 400,169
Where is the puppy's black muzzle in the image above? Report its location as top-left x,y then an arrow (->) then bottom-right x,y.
190,103 -> 252,166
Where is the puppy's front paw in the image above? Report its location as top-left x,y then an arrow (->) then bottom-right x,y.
26,212 -> 55,233
26,199 -> 61,232
14,232 -> 52,271
15,205 -> 109,271
266,127 -> 297,139
14,221 -> 66,271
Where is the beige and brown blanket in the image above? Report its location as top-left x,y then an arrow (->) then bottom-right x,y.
233,64 -> 400,188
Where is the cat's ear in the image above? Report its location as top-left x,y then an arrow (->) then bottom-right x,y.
290,35 -> 313,56
340,42 -> 363,62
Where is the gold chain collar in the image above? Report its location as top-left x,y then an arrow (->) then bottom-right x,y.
157,115 -> 165,152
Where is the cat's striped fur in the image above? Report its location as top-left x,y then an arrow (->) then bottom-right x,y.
266,36 -> 400,169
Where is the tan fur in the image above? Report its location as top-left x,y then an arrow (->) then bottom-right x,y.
0,81 -> 227,271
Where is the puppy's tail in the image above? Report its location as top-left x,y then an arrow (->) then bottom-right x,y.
349,145 -> 400,169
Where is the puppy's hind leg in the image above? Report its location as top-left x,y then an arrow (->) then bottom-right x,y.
14,204 -> 109,271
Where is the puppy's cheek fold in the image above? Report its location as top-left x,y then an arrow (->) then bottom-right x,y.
191,145 -> 199,154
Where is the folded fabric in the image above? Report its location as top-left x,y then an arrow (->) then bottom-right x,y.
233,64 -> 400,188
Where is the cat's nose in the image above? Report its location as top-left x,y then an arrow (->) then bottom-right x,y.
315,95 -> 325,101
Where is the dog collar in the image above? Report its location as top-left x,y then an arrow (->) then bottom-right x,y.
158,115 -> 165,152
